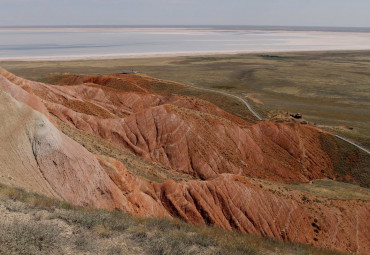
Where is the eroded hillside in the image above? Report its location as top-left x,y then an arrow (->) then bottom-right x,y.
0,67 -> 369,254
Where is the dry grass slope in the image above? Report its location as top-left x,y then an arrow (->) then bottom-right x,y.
0,183 -> 348,255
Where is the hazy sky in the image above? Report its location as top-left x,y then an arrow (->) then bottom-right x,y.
0,0 -> 369,27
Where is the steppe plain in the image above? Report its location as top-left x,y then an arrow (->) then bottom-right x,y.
2,50 -> 369,148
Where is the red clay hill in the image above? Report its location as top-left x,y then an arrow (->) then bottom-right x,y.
0,67 -> 369,254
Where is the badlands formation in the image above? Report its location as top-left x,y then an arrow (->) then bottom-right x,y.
0,67 -> 369,254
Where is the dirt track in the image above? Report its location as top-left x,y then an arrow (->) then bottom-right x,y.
187,83 -> 263,121
187,83 -> 370,155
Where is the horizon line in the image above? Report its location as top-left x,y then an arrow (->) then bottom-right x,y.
1,24 -> 370,28
1,25 -> 370,33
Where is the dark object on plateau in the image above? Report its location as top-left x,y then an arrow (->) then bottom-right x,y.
290,113 -> 302,119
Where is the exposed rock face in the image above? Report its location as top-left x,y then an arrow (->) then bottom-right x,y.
98,155 -> 370,254
0,69 -> 336,184
0,91 -> 126,209
0,68 -> 369,254
81,156 -> 370,254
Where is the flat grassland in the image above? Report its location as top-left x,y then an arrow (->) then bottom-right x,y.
1,50 -> 369,148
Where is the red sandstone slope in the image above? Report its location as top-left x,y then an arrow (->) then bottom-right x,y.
100,155 -> 370,254
50,72 -> 186,94
0,88 -> 124,209
0,69 -> 338,183
0,68 -> 369,254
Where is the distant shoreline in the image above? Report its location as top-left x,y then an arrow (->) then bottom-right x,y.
2,27 -> 370,62
1,49 -> 370,62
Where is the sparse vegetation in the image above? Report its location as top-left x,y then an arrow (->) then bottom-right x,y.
253,177 -> 370,201
211,85 -> 237,90
0,221 -> 61,255
0,183 -> 348,255
320,134 -> 370,188
289,179 -> 370,200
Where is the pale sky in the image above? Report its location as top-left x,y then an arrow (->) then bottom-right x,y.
0,0 -> 370,27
